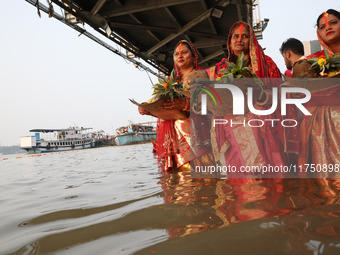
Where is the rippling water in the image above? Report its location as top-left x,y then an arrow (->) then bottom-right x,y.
1,144 -> 340,254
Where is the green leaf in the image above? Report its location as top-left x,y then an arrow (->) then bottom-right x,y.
307,58 -> 320,62
219,69 -> 229,74
235,52 -> 245,68
226,73 -> 234,79
225,62 -> 236,69
169,69 -> 175,84
324,49 -> 330,61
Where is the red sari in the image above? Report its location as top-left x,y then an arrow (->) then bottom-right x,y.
296,48 -> 340,168
157,40 -> 209,171
210,22 -> 286,173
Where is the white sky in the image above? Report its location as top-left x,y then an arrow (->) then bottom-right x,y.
1,0 -> 339,146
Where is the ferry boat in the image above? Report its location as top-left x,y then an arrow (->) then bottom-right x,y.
114,122 -> 156,146
20,127 -> 96,153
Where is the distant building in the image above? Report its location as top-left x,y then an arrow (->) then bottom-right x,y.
302,40 -> 322,56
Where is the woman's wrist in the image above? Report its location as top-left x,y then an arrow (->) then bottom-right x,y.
182,97 -> 190,111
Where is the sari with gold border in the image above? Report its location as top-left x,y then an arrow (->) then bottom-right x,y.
295,47 -> 340,167
157,40 -> 211,171
211,21 -> 286,170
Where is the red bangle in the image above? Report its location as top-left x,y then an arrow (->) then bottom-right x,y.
182,97 -> 190,111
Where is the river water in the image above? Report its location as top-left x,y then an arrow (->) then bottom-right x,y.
1,144 -> 340,255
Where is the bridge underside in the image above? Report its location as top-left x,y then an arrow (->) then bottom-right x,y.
27,0 -> 254,75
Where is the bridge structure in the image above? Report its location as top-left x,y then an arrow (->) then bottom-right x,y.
25,0 -> 267,77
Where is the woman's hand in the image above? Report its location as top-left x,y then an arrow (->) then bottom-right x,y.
138,103 -> 151,115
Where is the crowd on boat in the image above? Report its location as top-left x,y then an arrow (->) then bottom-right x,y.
138,9 -> 340,176
115,124 -> 155,135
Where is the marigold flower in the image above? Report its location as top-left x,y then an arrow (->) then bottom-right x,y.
318,58 -> 327,66
164,83 -> 169,89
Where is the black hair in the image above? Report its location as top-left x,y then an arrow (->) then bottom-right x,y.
279,38 -> 304,56
316,9 -> 340,28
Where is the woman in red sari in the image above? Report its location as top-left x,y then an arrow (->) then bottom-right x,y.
202,22 -> 290,224
293,9 -> 340,169
210,21 -> 286,173
140,40 -> 211,171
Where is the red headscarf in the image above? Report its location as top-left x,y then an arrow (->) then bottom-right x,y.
307,12 -> 336,59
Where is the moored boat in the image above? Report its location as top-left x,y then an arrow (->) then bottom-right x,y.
20,127 -> 96,153
114,122 -> 156,146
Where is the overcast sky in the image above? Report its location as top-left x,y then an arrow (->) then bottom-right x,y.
1,0 -> 339,146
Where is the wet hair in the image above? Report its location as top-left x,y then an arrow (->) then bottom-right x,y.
316,9 -> 340,28
279,38 -> 304,56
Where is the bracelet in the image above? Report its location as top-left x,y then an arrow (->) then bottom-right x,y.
182,97 -> 190,111
256,91 -> 269,106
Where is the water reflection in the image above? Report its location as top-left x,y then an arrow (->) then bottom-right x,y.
156,171 -> 340,254
3,146 -> 340,254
